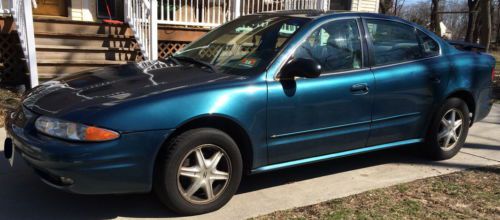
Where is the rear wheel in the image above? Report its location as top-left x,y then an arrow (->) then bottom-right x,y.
154,128 -> 243,215
425,98 -> 470,160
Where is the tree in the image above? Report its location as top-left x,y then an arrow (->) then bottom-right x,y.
379,0 -> 394,14
479,0 -> 492,51
465,0 -> 481,42
495,0 -> 500,47
399,1 -> 431,27
393,0 -> 406,16
430,0 -> 442,36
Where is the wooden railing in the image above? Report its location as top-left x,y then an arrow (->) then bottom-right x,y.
156,0 -> 329,27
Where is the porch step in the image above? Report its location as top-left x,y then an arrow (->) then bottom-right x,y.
37,59 -> 127,65
33,19 -> 139,78
34,18 -> 134,36
37,51 -> 140,62
36,45 -> 140,51
37,60 -> 127,77
37,66 -> 105,77
36,44 -> 141,61
35,33 -> 137,48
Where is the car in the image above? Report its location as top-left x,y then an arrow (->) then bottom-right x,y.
3,10 -> 496,215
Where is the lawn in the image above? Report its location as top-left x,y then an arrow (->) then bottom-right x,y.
254,165 -> 500,220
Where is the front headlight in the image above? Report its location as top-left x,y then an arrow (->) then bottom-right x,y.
35,116 -> 119,142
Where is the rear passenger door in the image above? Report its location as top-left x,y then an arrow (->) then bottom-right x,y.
364,18 -> 448,146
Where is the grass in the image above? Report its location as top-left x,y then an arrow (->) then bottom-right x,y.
254,166 -> 500,220
0,87 -> 20,127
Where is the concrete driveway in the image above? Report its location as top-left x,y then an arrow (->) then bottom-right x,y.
1,104 -> 499,220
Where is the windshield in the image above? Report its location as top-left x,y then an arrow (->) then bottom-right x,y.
173,15 -> 310,75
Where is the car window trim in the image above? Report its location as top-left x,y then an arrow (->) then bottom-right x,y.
361,17 -> 442,69
271,16 -> 363,81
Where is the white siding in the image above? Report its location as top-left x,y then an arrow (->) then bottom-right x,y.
351,0 -> 379,13
1,0 -> 11,13
70,0 -> 96,21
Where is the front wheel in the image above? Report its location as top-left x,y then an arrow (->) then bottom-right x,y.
154,128 -> 243,215
425,97 -> 470,160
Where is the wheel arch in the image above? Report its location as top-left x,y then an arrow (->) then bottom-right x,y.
445,89 -> 476,125
154,114 -> 254,175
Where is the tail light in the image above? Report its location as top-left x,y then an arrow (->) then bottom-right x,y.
493,66 -> 497,82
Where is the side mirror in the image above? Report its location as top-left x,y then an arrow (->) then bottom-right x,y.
280,58 -> 321,79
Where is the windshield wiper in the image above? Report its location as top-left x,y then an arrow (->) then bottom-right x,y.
173,56 -> 219,73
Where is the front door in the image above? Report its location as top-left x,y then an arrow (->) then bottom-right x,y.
267,19 -> 374,164
34,0 -> 68,17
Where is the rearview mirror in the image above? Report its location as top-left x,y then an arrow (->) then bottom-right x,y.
280,58 -> 321,79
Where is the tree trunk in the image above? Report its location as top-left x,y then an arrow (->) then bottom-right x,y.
394,0 -> 398,16
379,0 -> 394,15
465,0 -> 481,43
430,0 -> 441,36
479,0 -> 491,51
496,1 -> 500,47
474,18 -> 482,43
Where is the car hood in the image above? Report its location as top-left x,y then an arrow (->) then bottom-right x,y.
23,60 -> 245,116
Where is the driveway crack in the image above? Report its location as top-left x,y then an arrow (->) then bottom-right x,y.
460,151 -> 500,163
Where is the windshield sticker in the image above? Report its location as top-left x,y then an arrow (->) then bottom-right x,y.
239,58 -> 259,68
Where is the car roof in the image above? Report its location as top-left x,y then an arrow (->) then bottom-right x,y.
256,10 -> 408,23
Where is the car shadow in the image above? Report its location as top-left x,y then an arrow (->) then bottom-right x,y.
0,143 -> 498,219
463,142 -> 500,151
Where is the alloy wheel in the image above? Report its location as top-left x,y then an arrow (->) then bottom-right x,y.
177,144 -> 232,204
437,108 -> 464,150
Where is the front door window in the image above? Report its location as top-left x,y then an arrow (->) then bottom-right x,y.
293,19 -> 362,74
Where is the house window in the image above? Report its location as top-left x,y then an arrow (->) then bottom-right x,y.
330,0 -> 352,10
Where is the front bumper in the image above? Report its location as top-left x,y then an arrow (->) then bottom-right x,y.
5,111 -> 172,195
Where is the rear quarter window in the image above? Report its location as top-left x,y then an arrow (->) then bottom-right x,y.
417,30 -> 440,57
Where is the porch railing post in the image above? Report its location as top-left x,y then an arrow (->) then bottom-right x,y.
150,0 -> 158,60
124,0 -> 129,22
316,0 -> 328,11
233,0 -> 240,19
24,0 -> 38,87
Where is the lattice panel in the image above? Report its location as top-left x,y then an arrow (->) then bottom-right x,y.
199,44 -> 226,58
158,41 -> 188,58
0,32 -> 28,85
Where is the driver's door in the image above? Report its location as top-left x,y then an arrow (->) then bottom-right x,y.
266,19 -> 375,164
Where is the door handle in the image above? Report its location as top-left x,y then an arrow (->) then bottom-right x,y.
351,83 -> 369,95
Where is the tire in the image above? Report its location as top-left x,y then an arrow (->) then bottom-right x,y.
425,97 -> 470,160
154,128 -> 243,215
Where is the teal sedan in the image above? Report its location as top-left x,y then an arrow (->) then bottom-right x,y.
4,11 -> 496,215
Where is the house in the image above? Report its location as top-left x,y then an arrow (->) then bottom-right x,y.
0,0 -> 380,87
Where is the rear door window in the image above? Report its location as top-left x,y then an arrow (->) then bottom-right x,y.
366,19 -> 425,66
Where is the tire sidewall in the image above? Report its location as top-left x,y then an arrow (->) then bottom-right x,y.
155,128 -> 243,215
427,98 -> 470,160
